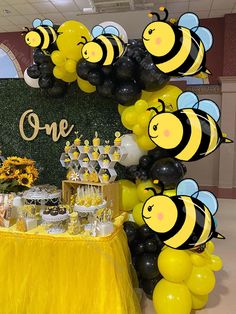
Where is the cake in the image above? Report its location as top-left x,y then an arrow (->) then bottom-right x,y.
92,131 -> 100,146
23,185 -> 61,206
74,186 -> 106,213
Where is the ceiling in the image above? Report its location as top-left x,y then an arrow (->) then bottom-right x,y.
0,0 -> 235,33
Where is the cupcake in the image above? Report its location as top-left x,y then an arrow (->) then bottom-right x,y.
102,158 -> 110,168
92,131 -> 100,146
104,140 -> 111,154
82,157 -> 89,167
64,158 -> 71,167
64,141 -> 71,153
72,151 -> 79,160
102,173 -> 110,183
83,140 -> 90,153
114,131 -> 121,146
74,132 -> 83,147
112,150 -> 120,161
83,170 -> 89,182
92,149 -> 99,160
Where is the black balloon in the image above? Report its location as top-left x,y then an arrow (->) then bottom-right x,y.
138,225 -> 154,239
39,75 -> 54,89
123,221 -> 138,244
144,238 -> 161,254
47,79 -> 67,98
27,64 -> 41,79
33,48 -> 51,64
137,54 -> 170,91
39,62 -> 54,75
139,169 -> 148,181
149,157 -> 186,189
125,165 -> 139,182
101,65 -> 113,76
139,155 -> 152,169
115,56 -> 137,80
115,80 -> 141,106
142,275 -> 162,299
128,39 -> 146,49
148,147 -> 170,160
76,59 -> 98,80
87,69 -> 104,86
154,234 -> 164,250
131,240 -> 145,256
97,77 -> 116,99
136,253 -> 159,279
126,46 -> 146,64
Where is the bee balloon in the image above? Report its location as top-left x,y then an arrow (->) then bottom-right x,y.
148,91 -> 232,162
81,24 -> 126,66
142,179 -> 225,250
23,19 -> 57,54
142,7 -> 213,77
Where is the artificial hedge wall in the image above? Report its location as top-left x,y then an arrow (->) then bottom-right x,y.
0,79 -> 127,187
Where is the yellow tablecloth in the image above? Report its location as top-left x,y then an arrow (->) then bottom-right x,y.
0,214 -> 141,314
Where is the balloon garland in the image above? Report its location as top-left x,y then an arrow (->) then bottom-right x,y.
22,8 -> 227,314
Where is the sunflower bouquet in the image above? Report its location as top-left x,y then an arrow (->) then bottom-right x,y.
0,157 -> 38,193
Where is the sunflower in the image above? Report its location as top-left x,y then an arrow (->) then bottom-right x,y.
5,156 -> 23,166
18,173 -> 33,188
21,158 -> 35,166
25,166 -> 39,179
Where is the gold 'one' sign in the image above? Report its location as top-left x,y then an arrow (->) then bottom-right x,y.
19,109 -> 74,142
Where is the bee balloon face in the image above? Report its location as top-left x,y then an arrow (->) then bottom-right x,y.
142,195 -> 178,233
82,42 -> 103,63
148,112 -> 183,149
25,31 -> 41,48
142,21 -> 175,57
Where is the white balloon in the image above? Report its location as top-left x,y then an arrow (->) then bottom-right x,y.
24,68 -> 40,88
96,21 -> 128,43
120,134 -> 147,167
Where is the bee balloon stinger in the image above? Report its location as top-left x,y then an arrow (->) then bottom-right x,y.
142,179 -> 225,250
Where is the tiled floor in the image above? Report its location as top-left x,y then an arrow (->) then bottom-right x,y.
141,198 -> 236,314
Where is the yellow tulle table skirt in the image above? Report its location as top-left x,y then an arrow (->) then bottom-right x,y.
0,213 -> 141,314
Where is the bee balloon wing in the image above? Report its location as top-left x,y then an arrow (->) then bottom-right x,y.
32,18 -> 42,28
192,26 -> 213,51
192,190 -> 218,215
177,178 -> 199,196
198,99 -> 220,122
178,12 -> 199,30
177,91 -> 199,110
42,19 -> 54,27
91,25 -> 104,38
104,26 -> 119,36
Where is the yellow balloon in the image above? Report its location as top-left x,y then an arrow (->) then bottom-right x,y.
118,180 -> 139,212
134,99 -> 148,113
61,71 -> 77,83
121,107 -> 136,129
132,203 -> 145,226
51,50 -> 66,66
118,104 -> 126,115
191,293 -> 208,310
209,255 -> 223,272
190,253 -> 207,267
158,248 -> 192,283
77,77 -> 96,93
57,21 -> 91,61
136,134 -> 156,151
53,66 -> 66,79
136,180 -> 160,202
153,279 -> 192,314
186,266 -> 216,295
163,189 -> 176,197
65,59 -> 77,73
206,241 -> 215,254
137,111 -> 150,127
141,90 -> 152,101
133,124 -> 144,136
148,85 -> 182,112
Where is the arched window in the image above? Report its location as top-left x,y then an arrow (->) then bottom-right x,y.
0,43 -> 23,78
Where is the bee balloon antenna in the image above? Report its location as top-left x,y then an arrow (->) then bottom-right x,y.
159,7 -> 169,21
158,99 -> 166,113
147,107 -> 159,114
78,36 -> 88,46
145,188 -> 158,196
148,12 -> 161,21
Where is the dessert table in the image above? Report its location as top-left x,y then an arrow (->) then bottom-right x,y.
0,213 -> 141,314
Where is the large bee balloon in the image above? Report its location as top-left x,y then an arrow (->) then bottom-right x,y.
23,19 -> 57,54
148,91 -> 232,162
142,7 -> 213,77
81,24 -> 126,66
142,179 -> 225,250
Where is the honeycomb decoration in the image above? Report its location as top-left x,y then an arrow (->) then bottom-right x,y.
60,132 -> 127,183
